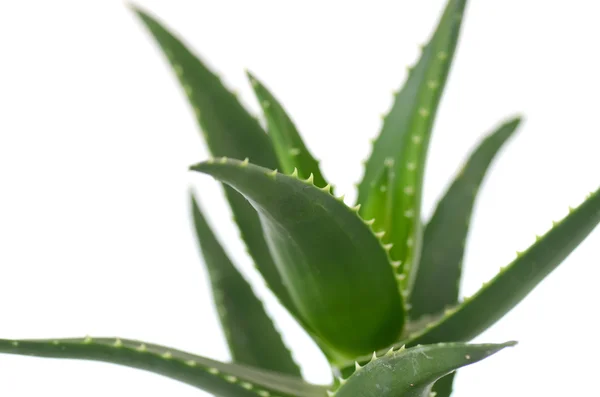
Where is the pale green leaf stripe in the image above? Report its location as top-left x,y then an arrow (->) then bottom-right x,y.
335,342 -> 515,397
191,194 -> 301,376
357,0 -> 468,294
410,117 -> 521,319
0,338 -> 325,397
132,7 -> 298,319
190,158 -> 404,362
247,71 -> 330,189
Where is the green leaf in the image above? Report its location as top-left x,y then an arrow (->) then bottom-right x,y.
341,186 -> 600,374
247,71 -> 330,189
132,7 -> 298,319
334,342 -> 515,397
0,337 -> 325,397
190,158 -> 404,362
191,193 -> 301,376
356,0 -> 468,294
410,117 -> 521,319
133,8 -> 277,167
406,187 -> 600,347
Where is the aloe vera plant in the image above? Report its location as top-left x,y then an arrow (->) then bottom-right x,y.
1,1 -> 599,396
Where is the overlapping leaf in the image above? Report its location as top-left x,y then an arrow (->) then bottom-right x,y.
357,0 -> 468,294
0,338 -> 325,397
340,185 -> 600,375
247,71 -> 329,189
407,117 -> 519,397
406,187 -> 600,347
334,342 -> 515,397
191,194 -> 301,376
410,117 -> 521,319
190,158 -> 404,362
133,8 -> 298,319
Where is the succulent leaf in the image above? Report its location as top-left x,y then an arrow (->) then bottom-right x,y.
133,8 -> 277,167
0,338 -> 325,397
190,158 -> 405,361
406,187 -> 600,347
191,194 -> 301,376
334,342 -> 515,397
341,186 -> 600,375
133,7 -> 299,319
410,117 -> 521,319
408,118 -> 520,396
247,71 -> 330,189
356,0 -> 468,294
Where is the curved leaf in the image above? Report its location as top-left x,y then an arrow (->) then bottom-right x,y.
247,71 -> 329,189
191,194 -> 301,376
407,116 -> 519,397
133,8 -> 276,167
190,158 -> 404,362
356,0 -> 468,294
340,186 -> 600,374
406,187 -> 600,347
132,7 -> 298,319
410,117 -> 521,319
334,342 -> 515,397
0,337 -> 326,397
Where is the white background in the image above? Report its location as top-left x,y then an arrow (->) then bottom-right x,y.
1,1 -> 599,396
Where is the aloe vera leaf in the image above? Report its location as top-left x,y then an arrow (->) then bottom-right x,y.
356,0 -> 468,293
191,194 -> 301,376
133,8 -> 277,167
0,337 -> 325,397
133,8 -> 297,318
408,118 -> 519,397
340,186 -> 600,374
410,117 -> 521,319
246,71 -> 329,189
334,342 -> 515,397
190,158 -> 404,362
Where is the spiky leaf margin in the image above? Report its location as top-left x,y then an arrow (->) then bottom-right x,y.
0,337 -> 326,397
191,158 -> 404,361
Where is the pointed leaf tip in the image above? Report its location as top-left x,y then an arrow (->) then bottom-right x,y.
191,158 -> 405,360
247,71 -> 331,189
411,116 -> 521,319
335,342 -> 513,397
0,337 -> 324,397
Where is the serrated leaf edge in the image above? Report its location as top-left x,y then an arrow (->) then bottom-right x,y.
4,337 -> 300,397
203,157 -> 410,314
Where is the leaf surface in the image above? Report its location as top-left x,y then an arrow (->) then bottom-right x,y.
334,342 -> 515,397
357,0 -> 468,293
410,117 -> 521,319
133,8 -> 297,318
191,194 -> 301,376
247,71 -> 329,189
191,158 -> 404,361
0,337 -> 325,397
